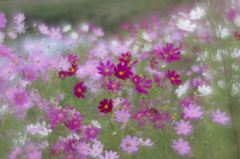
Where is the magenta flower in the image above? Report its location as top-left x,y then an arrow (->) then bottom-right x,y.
174,120 -> 193,135
0,13 -> 7,28
97,60 -> 115,76
114,62 -> 132,80
24,67 -> 37,82
120,135 -> 141,153
13,90 -> 29,106
211,109 -> 229,124
154,43 -> 181,63
68,54 -> 80,65
172,138 -> 191,155
74,82 -> 87,98
65,115 -> 83,130
106,79 -> 121,92
119,53 -> 131,64
183,104 -> 203,120
166,70 -> 182,85
84,126 -> 100,140
134,75 -> 152,94
98,98 -> 113,114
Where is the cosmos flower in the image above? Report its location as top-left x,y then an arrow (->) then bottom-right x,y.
74,82 -> 87,98
120,135 -> 141,153
99,150 -> 119,159
174,120 -> 193,135
183,104 -> 203,120
211,109 -> 229,124
172,138 -> 191,155
98,98 -> 113,114
0,13 -> 7,28
197,85 -> 212,96
114,62 -> 132,80
133,75 -> 152,94
166,70 -> 182,85
176,19 -> 196,32
97,60 -> 115,77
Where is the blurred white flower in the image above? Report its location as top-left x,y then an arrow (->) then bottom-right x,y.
198,85 -> 212,96
0,32 -> 5,44
71,32 -> 78,39
62,25 -> 71,32
92,120 -> 102,128
175,81 -> 190,97
82,24 -> 89,32
176,19 -> 196,32
215,25 -> 228,38
190,7 -> 205,20
142,32 -> 151,42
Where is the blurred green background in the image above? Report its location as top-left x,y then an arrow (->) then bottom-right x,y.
0,0 -> 195,33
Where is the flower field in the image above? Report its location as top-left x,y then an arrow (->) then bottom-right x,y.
0,0 -> 240,158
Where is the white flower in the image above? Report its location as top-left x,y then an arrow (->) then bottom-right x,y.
62,25 -> 71,32
175,81 -> 190,97
82,24 -> 89,32
190,7 -> 205,20
215,25 -> 228,38
71,32 -> 78,39
176,19 -> 196,32
197,85 -> 212,96
234,16 -> 240,27
92,120 -> 102,128
142,32 -> 152,42
0,32 -> 5,44
231,48 -> 240,58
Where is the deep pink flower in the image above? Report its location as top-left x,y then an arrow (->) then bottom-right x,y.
120,135 -> 141,153
119,53 -> 131,64
153,43 -> 181,63
66,64 -> 78,77
74,82 -> 87,98
0,13 -> 7,28
68,54 -> 80,65
166,70 -> 182,85
65,116 -> 83,130
84,126 -> 100,140
211,109 -> 229,124
58,71 -> 68,79
233,31 -> 240,41
106,79 -> 121,92
134,75 -> 152,94
98,98 -> 113,113
174,120 -> 193,135
97,60 -> 115,76
172,138 -> 191,155
114,62 -> 132,80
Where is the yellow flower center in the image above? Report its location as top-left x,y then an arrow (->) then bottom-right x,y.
119,71 -> 124,75
105,69 -> 109,73
104,105 -> 108,109
171,77 -> 175,81
77,88 -> 82,92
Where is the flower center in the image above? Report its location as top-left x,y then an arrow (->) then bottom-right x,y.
139,84 -> 143,88
18,96 -> 23,100
104,105 -> 108,109
77,88 -> 82,92
105,69 -> 109,73
119,71 -> 124,75
171,77 -> 175,81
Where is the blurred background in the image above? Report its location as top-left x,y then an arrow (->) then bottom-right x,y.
0,0 -> 195,33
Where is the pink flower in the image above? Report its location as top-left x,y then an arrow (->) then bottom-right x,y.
138,138 -> 153,147
13,90 -> 29,106
0,44 -> 13,58
27,151 -> 42,159
183,104 -> 203,120
106,79 -> 121,92
166,70 -> 182,85
0,13 -> 7,28
116,109 -> 131,123
89,144 -> 103,157
97,60 -> 115,77
99,150 -> 119,159
120,135 -> 141,153
24,66 -> 37,82
74,82 -> 87,98
14,13 -> 25,25
174,120 -> 193,135
9,147 -> 22,159
76,142 -> 90,155
172,138 -> 191,155
94,28 -> 104,37
211,109 -> 229,124
49,27 -> 62,40
38,24 -> 50,35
